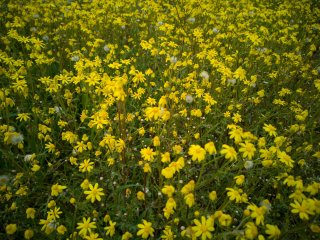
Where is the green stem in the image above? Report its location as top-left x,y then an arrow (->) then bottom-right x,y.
196,160 -> 205,186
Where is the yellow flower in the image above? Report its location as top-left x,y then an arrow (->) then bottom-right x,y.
161,226 -> 175,240
104,220 -> 116,237
143,163 -> 151,173
92,210 -> 99,218
244,222 -> 258,239
95,150 -> 102,156
243,209 -> 251,216
85,232 -> 103,240
188,144 -> 206,162
205,142 -> 217,155
181,226 -> 196,239
77,217 -> 97,237
184,193 -> 195,207
70,197 -> 76,204
51,183 -> 67,196
75,141 -> 87,153
181,180 -> 195,195
191,109 -> 202,117
277,151 -> 294,168
209,191 -> 217,201
4,132 -> 24,146
289,189 -> 306,202
192,216 -> 214,240
104,214 -> 111,222
79,159 -> 94,172
161,185 -> 175,197
166,198 -> 177,210
234,175 -> 245,185
58,120 -> 67,127
312,151 -> 320,158
265,224 -> 281,239
283,175 -> 295,186
26,208 -> 36,219
161,109 -> 171,121
16,186 -> 28,196
138,127 -> 145,136
57,225 -> 67,235
247,204 -> 267,225
232,113 -> 242,123
24,229 -> 34,239
125,188 -> 132,198
258,137 -> 266,147
234,66 -> 246,80
145,107 -> 161,121
48,206 -> 62,220
172,145 -> 183,154
161,152 -> 171,163
263,124 -> 277,137
45,142 -> 56,153
31,164 -> 40,172
140,147 -> 156,161
122,231 -> 133,240
173,157 -> 185,171
310,224 -> 320,233
220,144 -> 237,161
262,159 -> 273,167
194,133 -> 200,139
153,136 -> 160,146
81,179 -> 90,190
69,156 -> 78,165
161,167 -> 175,179
259,148 -> 273,159
107,157 -> 115,166
290,200 -> 315,220
137,220 -> 154,239
218,213 -> 232,226
62,131 -> 78,144
47,200 -> 56,208
305,182 -> 320,195
163,206 -> 175,219
194,211 -> 200,217
84,183 -> 105,203
224,111 -> 231,118
226,188 -> 242,203
6,224 -> 17,235
239,142 -> 256,160
16,113 -> 31,122
137,191 -> 145,201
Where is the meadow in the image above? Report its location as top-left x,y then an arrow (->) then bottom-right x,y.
1,0 -> 320,239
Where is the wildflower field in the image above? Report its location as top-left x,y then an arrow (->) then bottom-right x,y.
1,0 -> 320,239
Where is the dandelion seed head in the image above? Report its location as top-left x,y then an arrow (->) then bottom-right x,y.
244,160 -> 253,169
187,17 -> 195,23
185,95 -> 194,103
103,45 -> 110,52
0,175 -> 10,184
42,35 -> 49,41
10,133 -> 24,145
200,71 -> 209,80
170,56 -> 177,64
71,55 -> 79,62
213,27 -> 219,33
227,78 -> 236,85
24,154 -> 33,162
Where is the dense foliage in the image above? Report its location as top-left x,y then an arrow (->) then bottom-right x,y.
1,0 -> 320,239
